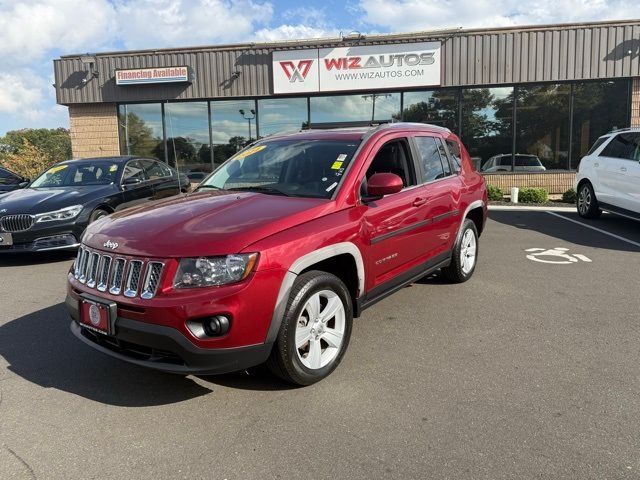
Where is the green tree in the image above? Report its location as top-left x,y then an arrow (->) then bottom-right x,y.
0,128 -> 71,164
1,139 -> 55,179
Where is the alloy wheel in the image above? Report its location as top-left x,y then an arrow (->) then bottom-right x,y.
295,290 -> 346,370
460,229 -> 477,275
578,186 -> 591,215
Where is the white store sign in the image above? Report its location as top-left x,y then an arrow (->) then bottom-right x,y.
273,42 -> 441,94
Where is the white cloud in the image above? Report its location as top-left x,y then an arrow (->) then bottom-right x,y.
254,24 -> 337,41
0,0 -> 117,65
114,0 -> 273,49
357,0 -> 637,32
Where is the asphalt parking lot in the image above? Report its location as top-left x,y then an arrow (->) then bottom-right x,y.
1,208 -> 639,480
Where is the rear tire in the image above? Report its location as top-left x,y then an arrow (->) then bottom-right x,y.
442,219 -> 478,283
577,182 -> 602,219
267,271 -> 353,386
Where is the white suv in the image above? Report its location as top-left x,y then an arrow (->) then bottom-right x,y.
575,128 -> 640,220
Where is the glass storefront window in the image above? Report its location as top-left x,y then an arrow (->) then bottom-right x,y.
310,93 -> 400,127
258,97 -> 308,137
516,84 -> 571,171
571,80 -> 630,169
163,102 -> 211,173
462,87 -> 514,172
402,90 -> 459,133
211,99 -> 257,166
118,103 -> 163,159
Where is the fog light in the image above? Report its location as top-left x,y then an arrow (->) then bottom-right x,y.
203,315 -> 230,337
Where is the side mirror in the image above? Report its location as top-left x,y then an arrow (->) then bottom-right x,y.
18,181 -> 29,189
365,173 -> 403,201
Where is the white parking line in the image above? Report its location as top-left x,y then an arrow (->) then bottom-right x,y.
546,211 -> 640,248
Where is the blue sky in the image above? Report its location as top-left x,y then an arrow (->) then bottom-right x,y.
0,0 -> 636,136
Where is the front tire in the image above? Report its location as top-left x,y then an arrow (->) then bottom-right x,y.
442,219 -> 478,283
267,271 -> 353,386
89,208 -> 109,223
577,182 -> 602,219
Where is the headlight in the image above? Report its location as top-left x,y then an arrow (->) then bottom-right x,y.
173,253 -> 258,288
34,205 -> 83,223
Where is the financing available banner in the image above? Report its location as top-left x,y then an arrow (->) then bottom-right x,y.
273,42 -> 441,94
115,66 -> 191,85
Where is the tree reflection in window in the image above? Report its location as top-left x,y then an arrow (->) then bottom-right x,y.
118,104 -> 163,159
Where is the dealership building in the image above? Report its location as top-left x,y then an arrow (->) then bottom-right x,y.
54,19 -> 640,193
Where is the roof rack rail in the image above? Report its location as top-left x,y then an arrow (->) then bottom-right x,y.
609,127 -> 638,134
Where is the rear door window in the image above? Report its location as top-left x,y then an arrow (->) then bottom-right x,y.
414,136 -> 447,182
600,133 -> 640,161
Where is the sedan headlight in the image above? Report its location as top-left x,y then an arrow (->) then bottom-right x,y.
173,253 -> 259,288
34,204 -> 83,223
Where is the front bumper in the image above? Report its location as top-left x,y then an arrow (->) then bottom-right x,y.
0,220 -> 84,253
67,295 -> 273,375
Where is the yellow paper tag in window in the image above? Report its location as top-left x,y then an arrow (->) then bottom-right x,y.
331,161 -> 344,170
47,165 -> 68,174
235,145 -> 266,159
109,165 -> 118,172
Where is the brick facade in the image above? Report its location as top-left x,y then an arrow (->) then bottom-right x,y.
68,103 -> 120,159
482,172 -> 576,195
632,77 -> 640,128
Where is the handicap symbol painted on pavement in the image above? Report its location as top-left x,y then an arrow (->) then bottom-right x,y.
525,247 -> 592,264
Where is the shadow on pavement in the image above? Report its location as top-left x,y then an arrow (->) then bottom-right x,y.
0,251 -> 76,267
202,365 -> 297,392
489,210 -> 640,253
0,303 -> 213,406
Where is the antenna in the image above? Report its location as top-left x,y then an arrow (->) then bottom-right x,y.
165,100 -> 181,181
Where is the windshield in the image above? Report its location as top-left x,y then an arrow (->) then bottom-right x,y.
31,162 -> 120,188
198,139 -> 361,199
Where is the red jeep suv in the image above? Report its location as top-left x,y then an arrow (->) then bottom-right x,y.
66,123 -> 487,385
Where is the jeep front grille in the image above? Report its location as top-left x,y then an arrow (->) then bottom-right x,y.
74,246 -> 164,300
1,214 -> 34,233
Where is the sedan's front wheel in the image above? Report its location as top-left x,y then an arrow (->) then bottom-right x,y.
267,271 -> 352,386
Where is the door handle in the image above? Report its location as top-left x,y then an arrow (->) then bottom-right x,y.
412,197 -> 427,207
620,167 -> 627,172
594,163 -> 599,167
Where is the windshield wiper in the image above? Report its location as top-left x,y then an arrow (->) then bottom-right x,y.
229,186 -> 291,197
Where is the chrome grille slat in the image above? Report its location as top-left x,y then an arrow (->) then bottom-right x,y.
109,258 -> 126,295
124,260 -> 143,298
97,255 -> 112,292
74,248 -> 85,279
141,262 -> 164,299
76,246 -> 162,299
78,247 -> 90,283
0,214 -> 34,233
86,252 -> 100,288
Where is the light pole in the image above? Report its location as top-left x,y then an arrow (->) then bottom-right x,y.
239,108 -> 256,142
361,94 -> 391,122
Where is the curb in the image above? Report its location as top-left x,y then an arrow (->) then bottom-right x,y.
488,205 -> 575,212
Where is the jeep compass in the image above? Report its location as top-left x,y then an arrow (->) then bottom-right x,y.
66,123 -> 488,385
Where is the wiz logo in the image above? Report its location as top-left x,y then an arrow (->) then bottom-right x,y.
279,60 -> 313,83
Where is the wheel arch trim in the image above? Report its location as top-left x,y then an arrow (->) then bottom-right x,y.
265,242 -> 365,344
455,199 -> 484,241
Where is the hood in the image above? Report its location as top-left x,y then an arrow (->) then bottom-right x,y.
0,185 -> 117,215
83,191 -> 331,257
